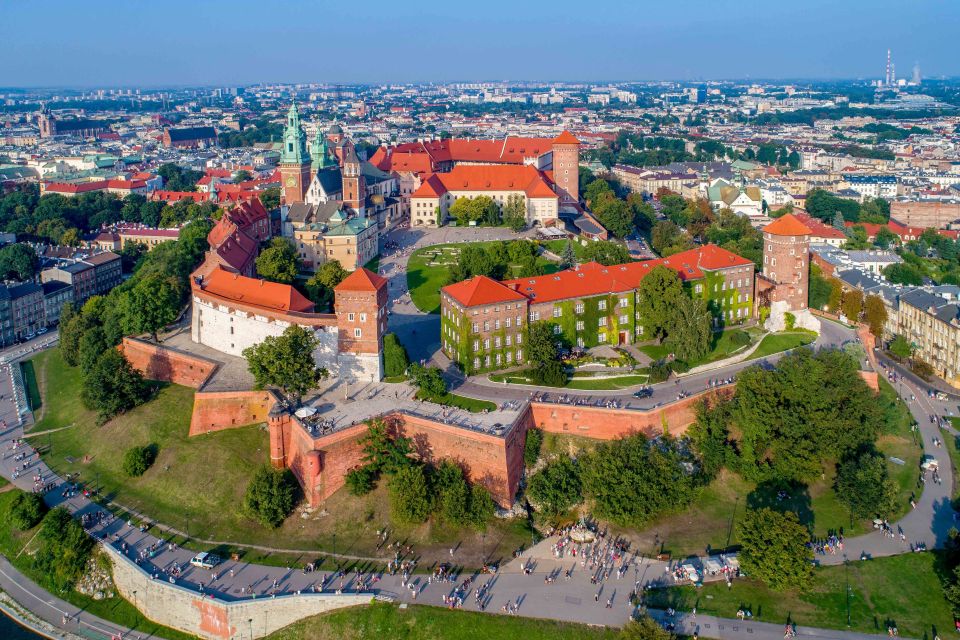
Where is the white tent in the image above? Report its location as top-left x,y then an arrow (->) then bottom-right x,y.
295,406 -> 318,418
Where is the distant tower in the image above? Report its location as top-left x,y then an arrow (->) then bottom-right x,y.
885,49 -> 892,86
334,268 -> 388,381
279,102 -> 311,204
310,121 -> 334,179
552,130 -> 581,207
912,62 -> 922,85
341,145 -> 366,214
891,62 -> 896,85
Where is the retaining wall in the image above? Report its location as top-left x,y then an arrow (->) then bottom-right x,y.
105,543 -> 370,640
189,390 -> 277,436
121,337 -> 219,389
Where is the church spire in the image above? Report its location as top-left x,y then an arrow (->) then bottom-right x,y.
311,120 -> 333,170
280,101 -> 308,165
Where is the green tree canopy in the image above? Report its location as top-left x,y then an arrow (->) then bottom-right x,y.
665,293 -> 712,362
527,456 -> 583,517
0,243 -> 38,281
636,265 -> 685,342
388,464 -> 431,524
243,465 -> 298,528
255,237 -> 301,283
835,449 -> 899,519
120,274 -> 181,340
383,333 -> 410,378
888,334 -> 913,360
580,240 -> 631,266
863,294 -> 888,339
243,325 -> 325,406
81,349 -> 149,423
739,507 -> 813,591
305,260 -> 348,311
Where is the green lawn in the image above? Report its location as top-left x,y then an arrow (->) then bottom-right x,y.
638,328 -> 758,369
750,330 -> 817,360
406,242 -> 557,314
20,359 -> 41,411
0,488 -> 194,640
645,552 -> 954,639
416,391 -> 496,413
488,370 -> 649,390
28,349 -> 526,568
265,601 -> 618,640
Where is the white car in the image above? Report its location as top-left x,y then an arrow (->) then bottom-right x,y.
189,552 -> 221,569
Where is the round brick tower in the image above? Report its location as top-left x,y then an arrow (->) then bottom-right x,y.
761,213 -> 812,311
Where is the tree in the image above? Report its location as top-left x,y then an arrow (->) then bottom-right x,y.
81,349 -> 149,423
527,457 -> 583,517
32,507 -> 94,593
243,325 -> 325,406
120,274 -> 181,341
911,358 -> 935,380
434,459 -> 472,525
883,262 -> 924,286
738,507 -> 813,591
468,484 -> 495,529
305,260 -> 348,311
808,264 -> 833,311
359,418 -> 412,475
409,363 -> 447,398
243,465 -> 297,528
58,303 -> 84,366
502,194 -> 527,231
559,240 -> 577,270
233,169 -> 253,183
665,294 -> 711,362
10,492 -> 47,530
580,434 -> 697,527
345,465 -> 378,495
620,616 -> 674,640
863,294 -> 888,339
636,266 -> 685,342
597,199 -> 635,238
122,445 -> 157,477
388,464 -> 431,524
383,333 -> 410,378
874,226 -> 898,249
840,288 -> 864,322
0,243 -> 38,281
580,240 -> 630,266
524,427 -> 543,467
256,237 -> 301,283
835,449 -> 898,519
888,334 -> 913,361
119,241 -> 147,273
77,326 -> 107,375
260,187 -> 281,211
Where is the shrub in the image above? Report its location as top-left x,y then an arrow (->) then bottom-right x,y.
10,492 -> 47,530
388,464 -> 431,524
784,312 -> 796,330
345,465 -> 378,496
730,330 -> 752,347
524,427 -> 543,468
648,359 -> 672,384
383,333 -> 410,378
527,456 -> 582,517
122,444 -> 157,477
32,508 -> 93,592
243,466 -> 298,528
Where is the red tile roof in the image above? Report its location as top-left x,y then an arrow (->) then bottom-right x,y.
793,213 -> 846,240
442,275 -> 529,307
763,213 -> 811,236
412,165 -> 557,200
410,174 -> 446,198
335,267 -> 388,292
201,267 -> 314,313
552,130 -> 581,145
446,245 -> 753,308
150,190 -> 207,203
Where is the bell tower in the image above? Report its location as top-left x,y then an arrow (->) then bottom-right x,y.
279,101 -> 310,204
342,145 -> 366,214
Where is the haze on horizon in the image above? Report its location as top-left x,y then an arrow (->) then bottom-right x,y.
1,0 -> 958,88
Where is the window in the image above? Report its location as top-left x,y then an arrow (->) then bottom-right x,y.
516,333 -> 522,345
472,323 -> 479,333
348,312 -> 355,321
354,328 -> 362,338
516,315 -> 523,326
506,351 -> 513,363
505,318 -> 512,328
532,311 -> 540,321
495,336 -> 501,348
695,283 -> 703,293
496,354 -> 502,366
516,349 -> 523,361
495,319 -> 501,330
553,307 -> 562,318
359,313 -> 367,322
619,314 -> 628,324
599,333 -> 606,343
506,335 -> 512,346
619,297 -> 628,308
598,317 -> 606,327
484,321 -> 490,331
576,320 -> 584,331
484,338 -> 490,349
598,300 -> 607,311
473,340 -> 479,351
554,325 -> 562,335
575,303 -> 584,314
473,358 -> 480,369
485,355 -> 491,367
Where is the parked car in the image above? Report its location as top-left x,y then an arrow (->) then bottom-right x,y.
189,552 -> 221,569
633,387 -> 653,399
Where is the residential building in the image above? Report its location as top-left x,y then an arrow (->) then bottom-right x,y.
284,203 -> 378,272
899,288 -> 960,387
41,280 -> 73,326
6,283 -> 44,340
40,251 -> 122,305
162,126 -> 217,149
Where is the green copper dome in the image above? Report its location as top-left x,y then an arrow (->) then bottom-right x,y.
280,101 -> 309,165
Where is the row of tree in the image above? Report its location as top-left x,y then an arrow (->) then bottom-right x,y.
448,194 -> 526,231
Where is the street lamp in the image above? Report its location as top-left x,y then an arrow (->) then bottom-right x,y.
248,618 -> 253,640
844,557 -> 851,628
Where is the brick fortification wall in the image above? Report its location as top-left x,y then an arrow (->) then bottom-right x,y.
267,387 -> 730,509
189,390 -> 278,436
528,386 -> 734,440
105,543 -> 369,640
120,337 -> 218,389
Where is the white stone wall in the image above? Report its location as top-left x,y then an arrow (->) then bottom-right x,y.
338,352 -> 383,382
192,296 -> 340,372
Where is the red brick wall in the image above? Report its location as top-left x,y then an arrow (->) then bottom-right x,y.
189,390 -> 277,436
120,337 -> 218,389
528,386 -> 734,440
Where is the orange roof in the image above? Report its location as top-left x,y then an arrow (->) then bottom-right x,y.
200,267 -> 314,313
552,130 -> 580,145
335,267 -> 387,292
442,275 -> 529,307
793,213 -> 846,239
415,164 -> 557,200
763,213 -> 811,236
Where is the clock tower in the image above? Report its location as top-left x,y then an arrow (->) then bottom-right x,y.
279,102 -> 311,205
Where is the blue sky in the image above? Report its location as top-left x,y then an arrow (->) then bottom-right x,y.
1,0 -> 957,87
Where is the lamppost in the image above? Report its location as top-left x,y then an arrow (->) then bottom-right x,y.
248,618 -> 253,640
844,557 -> 851,628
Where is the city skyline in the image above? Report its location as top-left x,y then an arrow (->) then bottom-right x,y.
1,0 -> 959,87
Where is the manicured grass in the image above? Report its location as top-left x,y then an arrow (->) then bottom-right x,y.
0,488 -> 194,640
406,243 -> 557,314
265,601 -> 618,640
382,375 -> 410,383
564,375 -> 650,391
416,391 -> 496,413
645,552 -> 954,639
638,328 -> 757,369
750,330 -> 816,360
28,349 -> 527,568
19,360 -> 41,411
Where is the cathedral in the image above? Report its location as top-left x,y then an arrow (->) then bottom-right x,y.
278,102 -> 400,272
